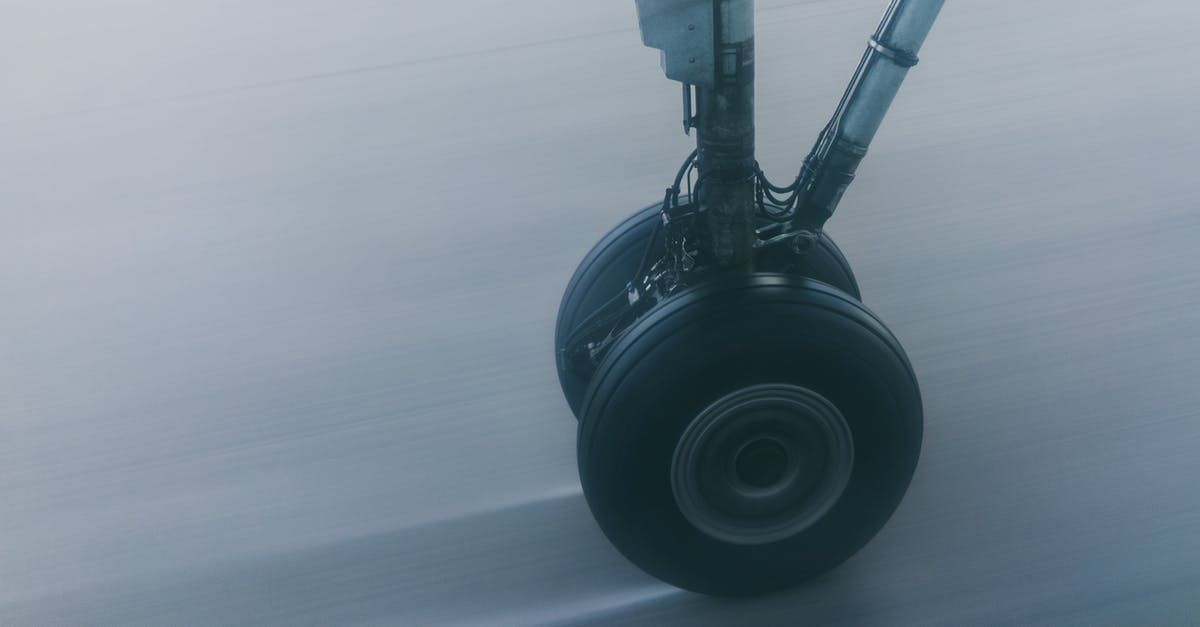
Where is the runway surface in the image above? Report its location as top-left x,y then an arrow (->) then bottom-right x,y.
4,0 -> 1200,624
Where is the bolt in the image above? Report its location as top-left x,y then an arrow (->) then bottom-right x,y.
791,232 -> 817,255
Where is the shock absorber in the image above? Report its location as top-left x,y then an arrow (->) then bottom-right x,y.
637,0 -> 758,270
693,0 -> 756,270
793,0 -> 945,230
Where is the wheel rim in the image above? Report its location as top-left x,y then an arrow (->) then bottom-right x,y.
670,384 -> 854,545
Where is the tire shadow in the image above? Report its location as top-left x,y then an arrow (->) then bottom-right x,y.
3,492 -> 673,626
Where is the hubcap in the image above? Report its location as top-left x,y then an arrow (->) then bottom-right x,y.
734,437 -> 790,488
670,384 -> 854,545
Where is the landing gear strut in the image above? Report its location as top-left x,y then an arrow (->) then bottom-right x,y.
555,0 -> 944,596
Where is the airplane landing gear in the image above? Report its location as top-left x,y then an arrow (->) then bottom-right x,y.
552,0 -> 944,595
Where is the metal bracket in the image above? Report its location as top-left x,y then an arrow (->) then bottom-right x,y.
867,37 -> 919,68
682,84 -> 696,134
635,0 -> 716,88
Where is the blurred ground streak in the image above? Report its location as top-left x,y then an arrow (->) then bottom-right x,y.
3,0 -> 1200,624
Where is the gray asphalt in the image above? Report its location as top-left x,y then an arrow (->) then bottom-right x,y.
4,0 -> 1200,624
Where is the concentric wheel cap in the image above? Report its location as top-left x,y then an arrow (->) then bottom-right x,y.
670,384 -> 854,545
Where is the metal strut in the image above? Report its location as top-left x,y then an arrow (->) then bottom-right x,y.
635,0 -> 757,269
693,0 -> 756,269
637,0 -> 945,247
792,0 -> 945,230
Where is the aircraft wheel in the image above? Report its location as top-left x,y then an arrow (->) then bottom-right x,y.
556,202 -> 859,417
577,274 -> 921,596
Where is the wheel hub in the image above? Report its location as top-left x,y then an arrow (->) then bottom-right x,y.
734,437 -> 790,488
671,384 -> 854,545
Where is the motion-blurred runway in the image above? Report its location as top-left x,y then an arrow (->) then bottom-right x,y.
4,0 -> 1200,624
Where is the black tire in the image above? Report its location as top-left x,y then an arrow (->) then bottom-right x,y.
556,201 -> 859,417
577,274 -> 921,596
